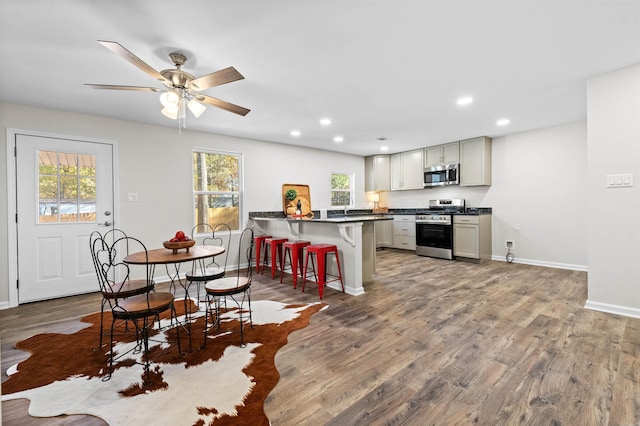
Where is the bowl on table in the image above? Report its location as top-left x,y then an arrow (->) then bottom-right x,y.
163,240 -> 196,254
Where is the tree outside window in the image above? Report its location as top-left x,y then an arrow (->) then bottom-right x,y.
38,151 -> 96,223
331,172 -> 353,207
193,150 -> 242,231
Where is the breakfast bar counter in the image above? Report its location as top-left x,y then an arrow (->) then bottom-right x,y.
250,213 -> 392,296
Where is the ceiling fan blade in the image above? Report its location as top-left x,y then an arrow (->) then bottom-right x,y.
196,94 -> 250,116
85,84 -> 161,92
188,67 -> 244,91
97,40 -> 171,86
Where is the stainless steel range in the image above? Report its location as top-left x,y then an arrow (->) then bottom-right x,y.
415,199 -> 465,260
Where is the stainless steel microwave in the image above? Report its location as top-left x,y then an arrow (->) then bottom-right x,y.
423,163 -> 459,187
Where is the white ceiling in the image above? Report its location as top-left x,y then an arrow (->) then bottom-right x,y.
1,1 -> 639,156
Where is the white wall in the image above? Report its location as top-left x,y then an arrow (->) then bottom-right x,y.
381,121 -> 589,270
3,66 -> 638,317
586,64 -> 640,318
0,102 -> 365,305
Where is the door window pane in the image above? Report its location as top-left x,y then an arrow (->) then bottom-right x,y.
38,150 -> 96,223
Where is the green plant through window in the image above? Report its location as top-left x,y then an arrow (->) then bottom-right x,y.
193,150 -> 242,231
331,172 -> 353,207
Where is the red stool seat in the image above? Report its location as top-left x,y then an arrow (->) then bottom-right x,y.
303,243 -> 345,299
253,235 -> 272,274
262,237 -> 288,279
280,240 -> 311,288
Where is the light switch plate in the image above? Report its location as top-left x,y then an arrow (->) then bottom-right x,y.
606,173 -> 633,188
127,193 -> 138,202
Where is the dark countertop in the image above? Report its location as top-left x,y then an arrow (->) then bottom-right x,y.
249,207 -> 492,220
380,208 -> 492,216
250,213 -> 393,223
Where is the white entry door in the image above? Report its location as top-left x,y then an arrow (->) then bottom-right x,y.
16,134 -> 114,303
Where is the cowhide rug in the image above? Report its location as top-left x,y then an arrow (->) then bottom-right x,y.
1,300 -> 326,425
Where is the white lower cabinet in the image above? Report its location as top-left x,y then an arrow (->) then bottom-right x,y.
375,220 -> 393,247
392,215 -> 416,250
453,215 -> 492,262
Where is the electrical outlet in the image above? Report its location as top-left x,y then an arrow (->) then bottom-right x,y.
505,240 -> 514,249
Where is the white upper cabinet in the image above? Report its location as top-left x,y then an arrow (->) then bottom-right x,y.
390,149 -> 424,190
364,155 -> 390,191
460,136 -> 492,186
424,141 -> 460,167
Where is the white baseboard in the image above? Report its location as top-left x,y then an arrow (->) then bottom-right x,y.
490,255 -> 588,272
584,300 -> 640,320
0,301 -> 10,310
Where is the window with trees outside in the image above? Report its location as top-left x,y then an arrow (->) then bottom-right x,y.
38,150 -> 96,223
331,172 -> 353,207
193,150 -> 242,231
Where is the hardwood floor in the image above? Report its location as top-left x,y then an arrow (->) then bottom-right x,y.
2,249 -> 640,425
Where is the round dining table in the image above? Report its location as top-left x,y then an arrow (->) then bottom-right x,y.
124,244 -> 225,351
123,245 -> 225,266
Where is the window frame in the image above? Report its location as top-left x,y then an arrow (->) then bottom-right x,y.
330,171 -> 354,208
192,148 -> 244,233
37,150 -> 97,224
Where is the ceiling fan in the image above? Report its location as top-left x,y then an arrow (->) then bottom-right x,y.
85,40 -> 250,127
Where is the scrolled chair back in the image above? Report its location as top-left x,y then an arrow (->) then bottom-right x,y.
191,223 -> 214,240
211,223 -> 232,268
89,230 -> 104,282
190,223 -> 231,272
93,234 -> 152,309
238,227 -> 255,283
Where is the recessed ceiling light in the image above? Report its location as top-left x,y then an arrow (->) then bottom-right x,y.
320,118 -> 331,126
333,136 -> 344,143
290,130 -> 301,137
496,118 -> 510,126
380,146 -> 389,152
457,97 -> 473,106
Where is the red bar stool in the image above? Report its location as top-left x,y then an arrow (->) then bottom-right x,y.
262,237 -> 288,279
253,235 -> 272,274
279,240 -> 311,288
302,243 -> 345,299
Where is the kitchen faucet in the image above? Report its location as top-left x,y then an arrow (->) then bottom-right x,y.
344,197 -> 353,215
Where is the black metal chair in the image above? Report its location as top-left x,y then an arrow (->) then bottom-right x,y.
92,234 -> 179,382
89,229 -> 153,349
202,227 -> 254,348
185,223 -> 231,304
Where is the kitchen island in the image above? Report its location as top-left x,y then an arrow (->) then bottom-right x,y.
250,213 -> 392,296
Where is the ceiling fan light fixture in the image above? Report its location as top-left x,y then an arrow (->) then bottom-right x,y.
187,99 -> 206,118
159,90 -> 180,108
161,106 -> 178,119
